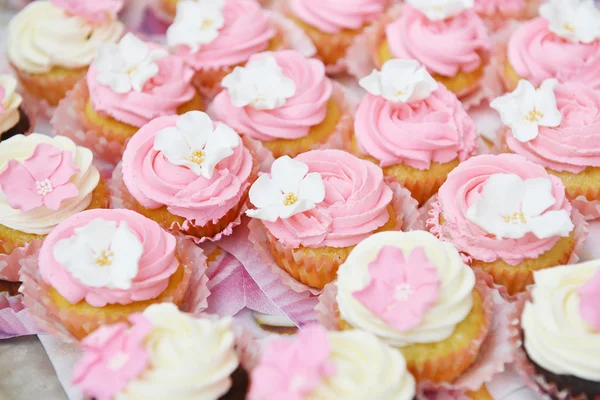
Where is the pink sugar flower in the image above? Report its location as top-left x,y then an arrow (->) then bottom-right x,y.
51,0 -> 123,24
579,269 -> 600,331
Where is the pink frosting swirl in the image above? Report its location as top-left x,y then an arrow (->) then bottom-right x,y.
87,50 -> 196,128
39,209 -> 179,307
261,149 -> 393,248
354,85 -> 477,169
434,154 -> 572,265
507,18 -> 600,88
385,5 -> 492,76
173,0 -> 275,70
121,115 -> 253,226
474,0 -> 526,16
212,51 -> 333,141
507,82 -> 600,174
289,0 -> 387,34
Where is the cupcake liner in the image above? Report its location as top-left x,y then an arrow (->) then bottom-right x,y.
314,281 -> 341,330
178,238 -> 211,315
0,237 -> 43,283
268,11 -> 317,58
571,196 -> 600,221
231,323 -> 263,371
0,291 -> 40,339
140,0 -> 173,35
392,166 -> 452,207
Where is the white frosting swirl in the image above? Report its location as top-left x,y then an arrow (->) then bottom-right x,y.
337,230 -> 475,347
119,304 -> 240,400
308,330 -> 416,400
522,262 -> 600,381
0,134 -> 100,235
7,1 -> 124,74
0,75 -> 22,134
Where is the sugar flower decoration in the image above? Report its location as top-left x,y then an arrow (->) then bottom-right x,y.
490,79 -> 562,143
153,111 -> 240,179
94,33 -> 167,94
406,0 -> 474,20
539,0 -> 600,44
167,1 -> 225,53
51,0 -> 123,24
353,246 -> 440,332
0,85 -> 5,113
359,59 -> 438,104
249,325 -> 335,400
221,55 -> 296,111
0,143 -> 79,212
72,314 -> 152,400
246,156 -> 325,222
53,218 -> 144,290
579,269 -> 600,331
467,173 -> 574,240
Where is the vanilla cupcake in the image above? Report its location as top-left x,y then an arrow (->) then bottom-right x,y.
0,75 -> 33,142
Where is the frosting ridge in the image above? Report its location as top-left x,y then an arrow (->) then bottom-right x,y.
0,75 -> 23,134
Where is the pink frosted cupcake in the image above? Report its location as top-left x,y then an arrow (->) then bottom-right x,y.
352,59 -> 477,206
211,50 -> 351,158
502,0 -> 600,91
376,1 -> 492,97
428,153 -> 582,296
0,74 -> 34,142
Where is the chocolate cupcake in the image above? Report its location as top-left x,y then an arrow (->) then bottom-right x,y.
0,75 -> 32,142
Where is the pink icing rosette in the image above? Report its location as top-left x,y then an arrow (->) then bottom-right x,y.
0,291 -> 39,338
51,0 -> 123,24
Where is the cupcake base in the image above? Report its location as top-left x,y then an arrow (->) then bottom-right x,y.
548,167 -> 600,203
0,107 -> 32,142
13,64 -> 87,107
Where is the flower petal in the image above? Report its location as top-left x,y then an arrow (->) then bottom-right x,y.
298,172 -> 325,205
481,173 -> 526,215
536,79 -> 562,127
23,143 -> 62,181
245,206 -> 284,222
73,218 -> 117,255
467,196 -> 529,239
43,183 -> 79,210
248,174 -> 284,209
521,178 -> 556,217
109,221 -> 143,290
0,159 -> 40,211
271,156 -> 308,195
358,69 -> 382,96
277,198 -> 316,219
527,210 -> 574,239
119,34 -> 149,67
176,111 -> 212,150
202,124 -> 240,179
154,126 -> 192,166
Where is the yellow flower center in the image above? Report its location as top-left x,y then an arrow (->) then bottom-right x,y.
189,150 -> 205,164
283,192 -> 298,206
95,250 -> 114,267
524,109 -> 544,123
563,22 -> 576,32
504,211 -> 526,224
201,19 -> 214,30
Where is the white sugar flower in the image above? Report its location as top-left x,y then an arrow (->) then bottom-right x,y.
221,55 -> 296,111
466,174 -> 574,240
490,79 -> 562,143
406,0 -> 474,20
94,33 -> 167,94
246,156 -> 325,222
153,111 -> 240,179
359,59 -> 438,103
167,1 -> 225,52
53,218 -> 144,290
540,0 -> 600,44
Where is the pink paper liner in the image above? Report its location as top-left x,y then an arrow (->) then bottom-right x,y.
0,292 -> 39,339
246,179 -> 421,295
0,238 -> 43,282
478,0 -> 541,33
571,196 -> 600,221
231,322 -> 263,371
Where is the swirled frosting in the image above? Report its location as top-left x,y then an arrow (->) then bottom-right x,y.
506,82 -> 600,174
7,1 -> 124,74
474,0 -> 526,16
385,5 -> 492,76
434,154 -> 572,265
507,18 -> 600,88
0,75 -> 23,134
289,0 -> 387,34
337,230 -> 475,347
122,115 -> 253,226
173,0 -> 275,70
39,209 -> 179,307
354,85 -> 477,169
0,134 -> 100,235
212,50 -> 333,141
523,262 -> 600,381
261,149 -> 393,248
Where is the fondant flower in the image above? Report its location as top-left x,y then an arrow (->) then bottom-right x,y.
0,143 -> 79,212
249,325 -> 335,400
490,79 -> 562,143
579,269 -> 600,331
72,314 -> 152,400
353,246 -> 440,332
53,218 -> 144,290
406,0 -> 474,20
359,59 -> 438,104
51,0 -> 123,24
0,85 -> 5,113
540,0 -> 600,44
466,173 -> 574,239
246,156 -> 325,222
221,55 -> 297,110
166,1 -> 225,53
94,33 -> 167,94
153,111 -> 240,179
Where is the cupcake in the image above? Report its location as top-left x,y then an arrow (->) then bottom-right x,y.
502,0 -> 600,91
0,134 -> 108,291
336,230 -> 488,384
428,153 -> 580,296
376,0 -> 492,96
248,324 -> 416,399
211,50 -> 351,158
7,0 -> 124,106
35,209 -> 191,339
283,0 -> 388,67
246,150 -> 405,289
517,262 -> 600,400
167,0 -> 278,97
352,59 -> 478,206
119,111 -> 256,243
72,303 -> 246,400
474,0 -> 536,29
0,75 -> 33,142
